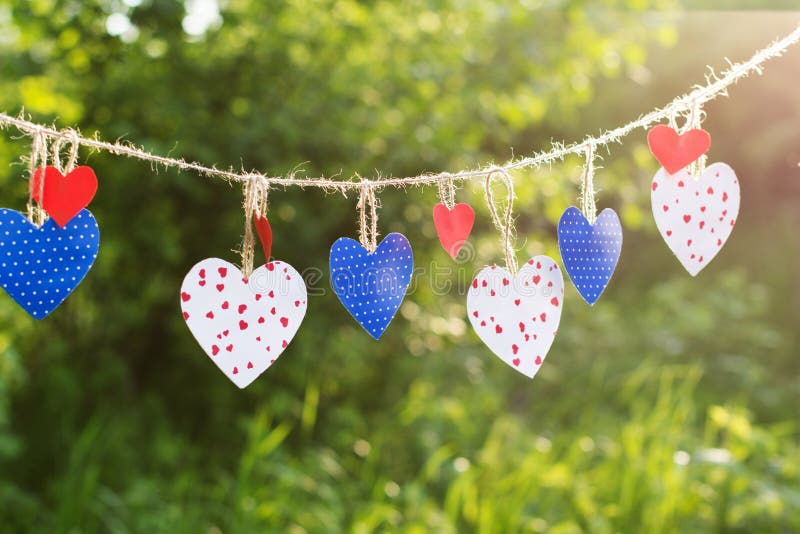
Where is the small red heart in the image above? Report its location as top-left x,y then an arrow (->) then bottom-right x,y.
535,356 -> 542,365
533,275 -> 541,285
247,361 -> 254,369
512,358 -> 520,367
647,125 -> 711,174
495,325 -> 502,334
221,301 -> 229,309
216,284 -> 225,292
239,320 -> 248,330
181,292 -> 191,302
255,215 -> 273,261
211,345 -> 220,356
280,317 -> 289,327
238,304 -> 247,314
30,166 -> 98,227
432,203 -> 475,259
218,267 -> 227,278
550,297 -> 559,307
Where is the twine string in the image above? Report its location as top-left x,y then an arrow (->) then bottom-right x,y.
357,179 -> 379,252
690,98 -> 707,175
484,167 -> 518,274
51,128 -> 81,174
256,177 -> 269,218
437,173 -> 456,210
0,23 -> 796,189
579,142 -> 598,224
26,130 -> 48,226
240,175 -> 260,278
678,97 -> 707,176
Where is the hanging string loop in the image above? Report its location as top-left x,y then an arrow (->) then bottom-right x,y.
579,141 -> 598,224
51,128 -> 81,175
484,167 -> 518,274
357,177 -> 380,252
26,129 -> 49,226
240,174 -> 261,278
437,173 -> 456,210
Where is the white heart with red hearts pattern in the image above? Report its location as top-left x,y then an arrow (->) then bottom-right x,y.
651,162 -> 740,276
467,255 -> 564,378
179,258 -> 307,388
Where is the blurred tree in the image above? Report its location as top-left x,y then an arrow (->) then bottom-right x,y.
0,1 -> 798,532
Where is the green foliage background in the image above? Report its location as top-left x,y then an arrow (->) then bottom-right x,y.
0,1 -> 798,532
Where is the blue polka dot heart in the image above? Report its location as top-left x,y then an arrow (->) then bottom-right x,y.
330,233 -> 414,339
0,208 -> 100,319
557,206 -> 622,306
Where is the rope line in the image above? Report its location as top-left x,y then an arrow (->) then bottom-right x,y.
0,23 -> 798,190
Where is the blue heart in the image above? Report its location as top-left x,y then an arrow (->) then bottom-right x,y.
330,233 -> 413,339
557,207 -> 622,306
0,208 -> 100,319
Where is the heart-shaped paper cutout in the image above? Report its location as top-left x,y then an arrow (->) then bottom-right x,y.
433,203 -> 475,259
329,232 -> 413,339
0,208 -> 100,319
31,166 -> 98,227
557,206 -> 622,305
467,255 -> 564,378
651,162 -> 739,276
647,125 -> 711,175
180,258 -> 307,388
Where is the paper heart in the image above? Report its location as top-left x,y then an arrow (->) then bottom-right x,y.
330,233 -> 413,339
0,208 -> 99,319
651,162 -> 739,276
647,125 -> 711,175
557,207 -> 623,305
467,256 -> 564,378
31,166 -> 98,227
180,258 -> 307,388
433,203 -> 475,259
